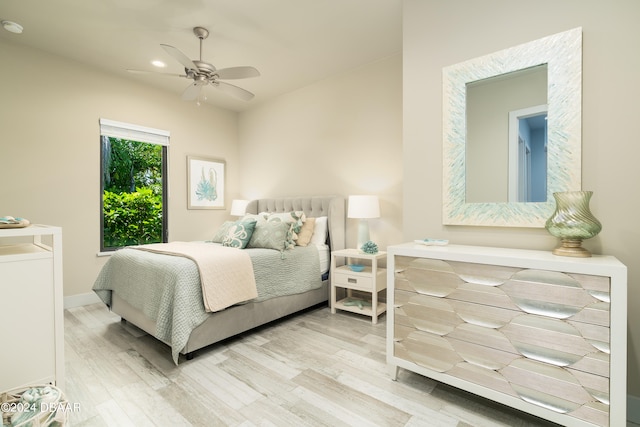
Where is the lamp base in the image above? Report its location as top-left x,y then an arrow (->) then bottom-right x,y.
357,219 -> 370,251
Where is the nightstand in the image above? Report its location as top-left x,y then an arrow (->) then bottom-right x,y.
330,248 -> 387,324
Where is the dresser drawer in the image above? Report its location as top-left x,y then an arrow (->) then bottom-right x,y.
393,320 -> 610,423
394,258 -> 611,328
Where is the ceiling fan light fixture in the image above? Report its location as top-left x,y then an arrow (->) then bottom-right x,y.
2,20 -> 23,34
146,27 -> 258,102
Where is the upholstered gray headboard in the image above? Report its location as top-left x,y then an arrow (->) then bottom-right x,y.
245,196 -> 345,252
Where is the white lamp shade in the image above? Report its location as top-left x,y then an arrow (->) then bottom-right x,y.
230,199 -> 249,216
347,195 -> 380,219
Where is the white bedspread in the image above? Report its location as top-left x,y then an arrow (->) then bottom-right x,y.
131,242 -> 258,312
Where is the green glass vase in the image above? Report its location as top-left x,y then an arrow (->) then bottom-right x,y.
545,191 -> 602,257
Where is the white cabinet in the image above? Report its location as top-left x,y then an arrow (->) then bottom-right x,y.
331,249 -> 387,324
0,225 -> 64,393
387,243 -> 626,427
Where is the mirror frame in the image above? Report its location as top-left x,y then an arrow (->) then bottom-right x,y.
442,27 -> 582,227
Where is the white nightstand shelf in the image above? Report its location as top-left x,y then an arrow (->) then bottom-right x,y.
330,249 -> 387,324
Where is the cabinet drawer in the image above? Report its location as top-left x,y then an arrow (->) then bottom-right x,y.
394,287 -> 611,372
394,321 -> 611,423
395,288 -> 521,330
333,271 -> 373,291
394,322 -> 520,371
395,260 -> 611,327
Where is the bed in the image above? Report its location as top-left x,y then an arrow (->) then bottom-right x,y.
93,196 -> 345,363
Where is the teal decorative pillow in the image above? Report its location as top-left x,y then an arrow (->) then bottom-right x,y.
267,211 -> 305,232
242,212 -> 269,224
212,221 -> 234,243
221,219 -> 257,249
266,211 -> 306,248
247,221 -> 291,251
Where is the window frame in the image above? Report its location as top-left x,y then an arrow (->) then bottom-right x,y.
99,119 -> 169,253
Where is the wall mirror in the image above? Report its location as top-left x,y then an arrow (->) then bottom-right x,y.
442,27 -> 582,227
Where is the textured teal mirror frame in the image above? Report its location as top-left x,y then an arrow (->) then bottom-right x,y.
442,27 -> 582,227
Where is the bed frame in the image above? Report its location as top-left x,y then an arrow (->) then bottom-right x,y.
111,196 -> 345,360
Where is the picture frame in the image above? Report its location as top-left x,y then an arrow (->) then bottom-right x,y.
187,156 -> 225,209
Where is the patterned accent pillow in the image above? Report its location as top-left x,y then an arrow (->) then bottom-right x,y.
242,212 -> 270,224
212,221 -> 234,243
266,211 -> 306,248
295,217 -> 316,246
221,219 -> 257,249
247,221 -> 291,251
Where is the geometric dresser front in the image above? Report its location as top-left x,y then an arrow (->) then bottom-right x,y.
386,243 -> 627,427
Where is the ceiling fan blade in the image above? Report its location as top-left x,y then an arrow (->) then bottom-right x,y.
126,69 -> 186,78
215,66 -> 260,80
215,81 -> 255,101
181,83 -> 203,101
161,44 -> 197,70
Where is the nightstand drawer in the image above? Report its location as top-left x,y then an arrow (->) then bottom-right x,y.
333,271 -> 373,291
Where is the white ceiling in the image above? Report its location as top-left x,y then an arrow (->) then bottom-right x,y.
0,0 -> 403,111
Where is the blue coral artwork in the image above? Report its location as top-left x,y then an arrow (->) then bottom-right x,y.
187,156 -> 225,209
196,167 -> 218,202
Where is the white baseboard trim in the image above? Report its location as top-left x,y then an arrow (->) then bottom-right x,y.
629,394 -> 640,424
64,292 -> 101,309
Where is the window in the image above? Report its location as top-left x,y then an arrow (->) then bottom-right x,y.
99,119 -> 169,252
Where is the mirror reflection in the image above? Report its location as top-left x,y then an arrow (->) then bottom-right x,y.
466,64 -> 547,203
509,106 -> 547,202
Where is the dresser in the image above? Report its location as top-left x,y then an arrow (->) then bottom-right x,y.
0,225 -> 64,392
386,243 -> 626,427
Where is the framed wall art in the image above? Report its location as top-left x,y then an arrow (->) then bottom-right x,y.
187,156 -> 225,209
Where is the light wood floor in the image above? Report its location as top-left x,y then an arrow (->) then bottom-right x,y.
63,303 -> 562,426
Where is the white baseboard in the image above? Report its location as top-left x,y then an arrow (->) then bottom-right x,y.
63,292 -> 101,309
629,394 -> 640,424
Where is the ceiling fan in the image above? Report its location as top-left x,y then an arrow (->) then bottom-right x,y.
129,27 -> 260,102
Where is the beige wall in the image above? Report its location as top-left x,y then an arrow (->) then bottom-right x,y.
0,39 -> 404,297
238,54 -> 403,250
403,0 -> 640,400
0,39 -> 243,298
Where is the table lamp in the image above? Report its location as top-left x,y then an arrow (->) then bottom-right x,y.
347,195 -> 380,250
230,199 -> 249,216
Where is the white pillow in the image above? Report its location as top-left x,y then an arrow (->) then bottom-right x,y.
310,216 -> 328,246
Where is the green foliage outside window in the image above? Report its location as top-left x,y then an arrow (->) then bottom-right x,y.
103,188 -> 163,247
101,136 -> 165,249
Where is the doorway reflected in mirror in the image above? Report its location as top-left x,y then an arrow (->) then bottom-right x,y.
509,106 -> 547,202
